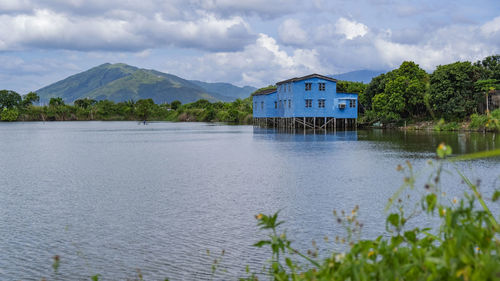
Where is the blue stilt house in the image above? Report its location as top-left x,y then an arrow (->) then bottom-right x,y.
252,74 -> 358,129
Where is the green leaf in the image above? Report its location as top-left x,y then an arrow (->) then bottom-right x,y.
425,194 -> 437,212
253,240 -> 271,247
387,213 -> 400,228
91,274 -> 100,281
493,190 -> 500,202
404,231 -> 417,243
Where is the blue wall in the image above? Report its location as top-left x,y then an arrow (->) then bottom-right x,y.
253,76 -> 358,119
253,91 -> 277,118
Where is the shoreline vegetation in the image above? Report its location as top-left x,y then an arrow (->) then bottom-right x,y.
1,55 -> 499,132
242,145 -> 500,281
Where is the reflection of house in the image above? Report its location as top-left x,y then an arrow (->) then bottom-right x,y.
252,74 -> 358,129
479,90 -> 500,113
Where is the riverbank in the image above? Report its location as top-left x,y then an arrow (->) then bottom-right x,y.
359,109 -> 500,132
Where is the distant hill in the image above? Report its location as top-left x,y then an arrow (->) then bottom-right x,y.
36,63 -> 256,104
331,70 -> 386,84
188,80 -> 257,100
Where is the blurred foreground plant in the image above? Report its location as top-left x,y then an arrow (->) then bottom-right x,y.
245,145 -> 500,281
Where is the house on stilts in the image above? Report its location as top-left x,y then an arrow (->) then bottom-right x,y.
252,74 -> 358,130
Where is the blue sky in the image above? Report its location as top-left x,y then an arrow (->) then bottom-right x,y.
1,0 -> 499,93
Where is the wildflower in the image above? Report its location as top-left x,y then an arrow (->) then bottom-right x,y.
453,197 -> 458,204
334,252 -> 345,262
393,247 -> 398,252
396,164 -> 403,171
368,250 -> 375,257
438,143 -> 445,150
255,214 -> 263,220
440,208 -> 446,216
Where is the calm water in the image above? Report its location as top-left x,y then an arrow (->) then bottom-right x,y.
0,122 -> 498,280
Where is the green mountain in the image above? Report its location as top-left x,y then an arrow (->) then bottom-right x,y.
36,63 -> 256,104
188,80 -> 257,100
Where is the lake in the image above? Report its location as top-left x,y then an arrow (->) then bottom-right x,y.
0,122 -> 498,280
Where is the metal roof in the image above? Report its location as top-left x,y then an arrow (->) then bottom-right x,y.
276,73 -> 338,85
251,88 -> 277,96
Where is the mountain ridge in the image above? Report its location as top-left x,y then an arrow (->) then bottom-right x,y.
36,63 -> 257,104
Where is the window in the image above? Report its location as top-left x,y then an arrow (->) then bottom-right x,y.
318,99 -> 325,108
261,101 -> 264,109
275,101 -> 277,108
349,100 -> 356,108
288,99 -> 291,108
305,83 -> 312,91
288,84 -> 291,92
305,99 -> 312,108
254,102 -> 257,109
319,83 -> 325,91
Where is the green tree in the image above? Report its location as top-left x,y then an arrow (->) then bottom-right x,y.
74,98 -> 97,109
474,55 -> 500,80
49,97 -> 65,107
371,61 -> 429,121
362,74 -> 386,110
475,79 -> 499,114
171,100 -> 181,110
429,61 -> 481,120
135,99 -> 155,120
0,90 -> 22,109
22,92 -> 40,107
1,108 -> 19,121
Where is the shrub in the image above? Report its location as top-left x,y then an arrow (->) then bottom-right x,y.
245,145 -> 500,281
1,108 -> 19,121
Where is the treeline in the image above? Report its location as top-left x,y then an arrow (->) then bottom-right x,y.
0,90 -> 253,124
359,55 -> 499,123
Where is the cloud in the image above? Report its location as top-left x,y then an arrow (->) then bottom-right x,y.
481,16 -> 500,37
335,18 -> 368,40
278,19 -> 308,46
192,0 -> 301,19
0,8 -> 255,52
162,33 -> 326,87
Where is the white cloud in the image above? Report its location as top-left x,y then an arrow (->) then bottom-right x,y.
278,19 -> 308,46
480,16 -> 500,36
163,33 -> 325,87
335,18 -> 368,40
0,8 -> 255,52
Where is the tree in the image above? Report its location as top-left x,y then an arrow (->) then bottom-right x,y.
371,61 -> 429,121
22,92 -> 40,107
1,108 -> 19,121
171,100 -> 181,110
135,99 -> 155,120
49,97 -> 65,107
74,98 -> 97,109
0,90 -> 22,109
429,61 -> 480,120
362,74 -> 386,110
475,79 -> 499,113
474,55 -> 500,80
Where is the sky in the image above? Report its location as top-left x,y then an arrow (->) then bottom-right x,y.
1,0 -> 499,94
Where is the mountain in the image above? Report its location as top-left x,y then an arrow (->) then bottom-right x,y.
36,63 -> 256,104
331,70 -> 386,84
188,80 -> 256,100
